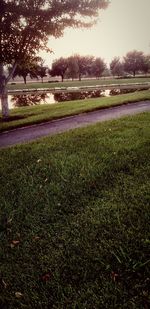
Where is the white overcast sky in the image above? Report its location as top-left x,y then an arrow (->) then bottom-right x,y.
40,0 -> 150,67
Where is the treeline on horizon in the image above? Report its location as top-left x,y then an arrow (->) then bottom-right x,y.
11,50 -> 150,84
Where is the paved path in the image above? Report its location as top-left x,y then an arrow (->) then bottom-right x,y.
0,101 -> 150,148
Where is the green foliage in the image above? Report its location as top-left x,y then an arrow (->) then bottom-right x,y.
0,112 -> 150,308
0,0 -> 109,65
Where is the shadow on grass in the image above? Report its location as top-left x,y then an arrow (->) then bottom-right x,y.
0,114 -> 34,122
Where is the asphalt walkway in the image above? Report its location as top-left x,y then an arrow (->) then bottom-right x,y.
0,101 -> 150,148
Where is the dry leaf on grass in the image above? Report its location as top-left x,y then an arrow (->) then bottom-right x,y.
15,292 -> 23,298
10,240 -> 20,248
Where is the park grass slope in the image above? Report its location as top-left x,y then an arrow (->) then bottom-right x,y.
0,112 -> 150,308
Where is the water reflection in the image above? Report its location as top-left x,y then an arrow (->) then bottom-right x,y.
8,87 -> 142,108
9,93 -> 55,108
9,90 -> 106,108
109,88 -> 137,95
54,89 -> 105,102
11,93 -> 55,107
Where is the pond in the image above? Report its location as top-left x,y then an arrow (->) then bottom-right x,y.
7,88 -> 142,109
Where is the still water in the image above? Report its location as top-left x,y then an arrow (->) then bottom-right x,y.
8,93 -> 55,109
8,88 -> 137,109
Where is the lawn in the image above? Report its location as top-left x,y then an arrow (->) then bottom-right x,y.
0,112 -> 150,308
0,90 -> 150,132
8,76 -> 150,91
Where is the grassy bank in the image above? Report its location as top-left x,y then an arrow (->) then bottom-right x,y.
0,112 -> 150,308
0,90 -> 150,132
8,77 -> 150,91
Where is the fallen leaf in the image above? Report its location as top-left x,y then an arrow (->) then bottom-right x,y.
15,292 -> 23,298
10,240 -> 20,248
7,218 -> 13,224
37,159 -> 42,163
12,240 -> 20,245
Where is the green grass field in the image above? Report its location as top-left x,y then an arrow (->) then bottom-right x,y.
0,90 -> 150,132
8,77 -> 150,91
0,112 -> 150,308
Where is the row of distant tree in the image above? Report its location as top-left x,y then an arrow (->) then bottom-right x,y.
50,51 -> 150,81
110,51 -> 150,77
50,55 -> 106,82
11,50 -> 150,84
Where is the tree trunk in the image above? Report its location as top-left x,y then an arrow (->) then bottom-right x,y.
23,76 -> 27,84
61,75 -> 64,82
1,87 -> 9,119
0,61 -> 17,119
0,63 -> 9,119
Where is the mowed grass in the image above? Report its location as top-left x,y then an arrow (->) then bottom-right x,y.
0,90 -> 150,132
8,76 -> 150,91
0,112 -> 150,308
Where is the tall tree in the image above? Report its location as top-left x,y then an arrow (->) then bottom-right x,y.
110,57 -> 124,77
10,56 -> 41,84
0,0 -> 109,118
72,55 -> 94,81
123,50 -> 145,77
12,65 -> 31,84
83,55 -> 95,77
91,57 -> 106,78
66,56 -> 79,80
50,57 -> 68,82
36,61 -> 47,83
